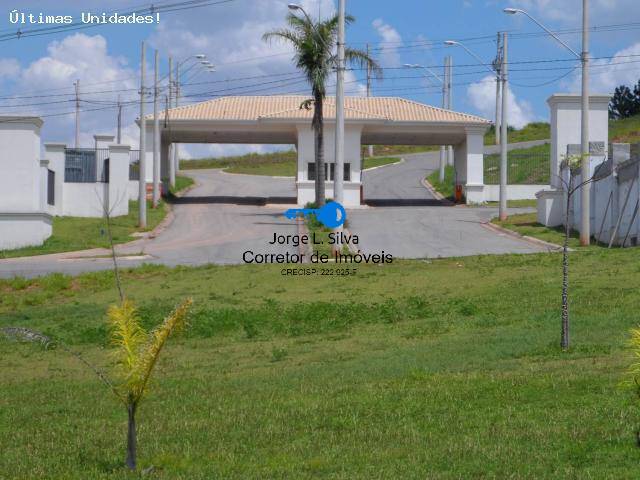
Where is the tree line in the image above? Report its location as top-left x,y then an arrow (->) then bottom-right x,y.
610,80 -> 640,119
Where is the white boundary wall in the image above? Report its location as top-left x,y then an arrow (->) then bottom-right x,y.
484,184 -> 550,202
43,143 -> 131,218
0,116 -> 53,249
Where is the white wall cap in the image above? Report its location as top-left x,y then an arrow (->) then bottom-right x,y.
0,115 -> 43,128
44,142 -> 67,150
547,93 -> 611,106
108,144 -> 131,152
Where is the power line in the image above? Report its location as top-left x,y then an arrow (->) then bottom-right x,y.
0,0 -> 238,42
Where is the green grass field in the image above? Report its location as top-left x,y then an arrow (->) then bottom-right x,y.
484,143 -> 551,185
181,151 -> 399,177
483,121 -> 551,146
610,115 -> 640,143
169,175 -> 195,196
0,200 -> 167,259
2,248 -> 640,478
0,176 -> 193,259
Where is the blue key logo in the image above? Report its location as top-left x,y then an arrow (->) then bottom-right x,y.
284,201 -> 346,228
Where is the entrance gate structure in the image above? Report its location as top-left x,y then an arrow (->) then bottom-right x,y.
139,95 -> 491,206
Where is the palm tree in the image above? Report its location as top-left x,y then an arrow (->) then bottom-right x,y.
263,11 -> 381,206
109,298 -> 192,470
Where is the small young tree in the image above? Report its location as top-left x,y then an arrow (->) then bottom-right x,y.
110,298 -> 192,470
555,153 -> 604,350
2,200 -> 193,471
625,325 -> 640,446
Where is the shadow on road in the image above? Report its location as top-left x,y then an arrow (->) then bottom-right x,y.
364,198 -> 452,207
169,196 -> 297,206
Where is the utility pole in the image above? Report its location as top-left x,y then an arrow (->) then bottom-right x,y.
494,32 -> 502,145
173,64 -> 180,175
438,57 -> 447,183
117,94 -> 122,144
446,56 -> 453,166
366,43 -> 373,158
74,79 -> 80,148
168,56 -> 176,189
334,0 -> 345,206
499,32 -> 509,221
138,41 -> 147,228
580,0 -> 591,246
332,0 -> 346,253
152,49 -> 160,209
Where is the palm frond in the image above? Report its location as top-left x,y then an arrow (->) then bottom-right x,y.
624,326 -> 640,394
344,48 -> 383,79
262,29 -> 303,47
131,298 -> 193,403
109,299 -> 147,375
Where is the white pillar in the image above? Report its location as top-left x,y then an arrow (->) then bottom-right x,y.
548,94 -> 610,189
463,127 -> 487,204
107,144 -> 131,217
43,142 -> 66,216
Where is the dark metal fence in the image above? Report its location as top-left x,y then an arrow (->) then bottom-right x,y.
47,169 -> 55,206
129,150 -> 140,181
484,151 -> 550,185
64,148 -> 110,183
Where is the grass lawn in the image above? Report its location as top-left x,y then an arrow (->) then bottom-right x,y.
170,175 -> 195,196
610,114 -> 640,143
426,145 -> 551,200
0,200 -> 167,259
181,151 -> 400,177
2,249 -> 640,478
484,143 -> 551,185
0,177 -> 193,259
483,121 -> 550,146
492,212 -> 618,250
426,165 -> 455,199
180,150 -> 297,174
485,199 -> 538,208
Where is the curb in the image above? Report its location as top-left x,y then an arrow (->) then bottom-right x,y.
362,158 -> 405,172
421,177 -> 455,205
482,220 -> 565,251
146,177 -> 198,239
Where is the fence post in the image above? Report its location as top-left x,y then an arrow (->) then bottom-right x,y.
107,144 -> 131,217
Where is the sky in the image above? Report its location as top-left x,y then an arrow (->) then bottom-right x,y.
1,0 -> 639,158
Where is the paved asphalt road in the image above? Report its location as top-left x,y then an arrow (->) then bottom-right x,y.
363,152 -> 440,204
0,171 -> 300,278
356,145 -> 548,257
0,142 -> 550,278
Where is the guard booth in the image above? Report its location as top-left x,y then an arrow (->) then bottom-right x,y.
139,95 -> 491,206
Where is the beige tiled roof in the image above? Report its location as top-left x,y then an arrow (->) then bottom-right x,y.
155,95 -> 489,124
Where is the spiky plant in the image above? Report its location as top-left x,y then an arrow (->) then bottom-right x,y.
109,297 -> 192,470
2,200 -> 193,472
625,325 -> 640,446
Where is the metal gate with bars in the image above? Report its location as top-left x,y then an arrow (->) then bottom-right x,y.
64,148 -> 110,183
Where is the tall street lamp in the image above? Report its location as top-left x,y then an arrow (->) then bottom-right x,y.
504,4 -> 591,245
446,39 -> 507,218
171,54 -> 207,177
445,39 -> 501,143
404,63 -> 449,183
